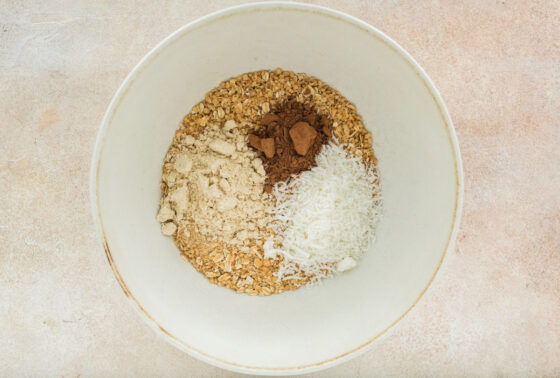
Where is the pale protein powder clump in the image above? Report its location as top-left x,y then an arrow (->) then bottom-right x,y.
157,120 -> 273,247
264,142 -> 381,283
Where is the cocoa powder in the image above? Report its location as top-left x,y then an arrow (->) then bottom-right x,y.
248,99 -> 332,192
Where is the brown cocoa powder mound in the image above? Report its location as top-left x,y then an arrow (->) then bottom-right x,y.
249,99 -> 332,192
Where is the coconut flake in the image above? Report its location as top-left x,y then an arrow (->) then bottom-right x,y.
265,142 -> 381,283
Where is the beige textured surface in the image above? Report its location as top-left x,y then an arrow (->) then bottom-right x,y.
1,0 -> 559,376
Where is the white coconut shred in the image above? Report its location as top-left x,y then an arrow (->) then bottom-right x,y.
264,142 -> 382,283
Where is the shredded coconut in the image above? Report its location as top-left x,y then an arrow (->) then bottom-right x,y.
264,142 -> 381,282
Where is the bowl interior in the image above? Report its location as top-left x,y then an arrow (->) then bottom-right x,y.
94,3 -> 460,374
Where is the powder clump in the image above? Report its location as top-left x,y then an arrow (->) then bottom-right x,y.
289,121 -> 317,155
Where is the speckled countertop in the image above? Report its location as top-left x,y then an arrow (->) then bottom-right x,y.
1,0 -> 559,376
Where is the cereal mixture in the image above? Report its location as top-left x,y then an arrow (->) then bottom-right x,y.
158,69 -> 380,296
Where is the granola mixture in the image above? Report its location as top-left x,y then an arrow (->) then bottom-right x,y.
159,69 -> 377,296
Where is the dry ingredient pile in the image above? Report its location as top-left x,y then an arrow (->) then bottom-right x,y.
264,142 -> 381,282
158,69 -> 381,296
157,122 -> 272,247
248,99 -> 332,193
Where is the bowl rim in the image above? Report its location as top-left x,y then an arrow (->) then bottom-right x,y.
89,1 -> 464,375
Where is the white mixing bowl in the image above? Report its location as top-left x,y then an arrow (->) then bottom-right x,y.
90,2 -> 463,375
